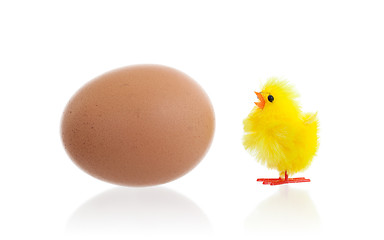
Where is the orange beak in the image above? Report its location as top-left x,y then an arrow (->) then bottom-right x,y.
254,91 -> 265,109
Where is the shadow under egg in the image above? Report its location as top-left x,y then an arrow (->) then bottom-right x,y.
66,187 -> 212,236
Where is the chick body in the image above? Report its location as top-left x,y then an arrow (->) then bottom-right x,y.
243,78 -> 319,177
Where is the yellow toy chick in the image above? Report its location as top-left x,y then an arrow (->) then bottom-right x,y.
243,78 -> 319,185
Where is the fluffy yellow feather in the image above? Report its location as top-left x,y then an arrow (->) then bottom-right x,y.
243,78 -> 319,180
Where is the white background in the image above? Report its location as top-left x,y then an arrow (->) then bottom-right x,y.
1,1 -> 383,239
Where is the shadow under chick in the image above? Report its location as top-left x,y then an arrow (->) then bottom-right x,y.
245,186 -> 321,234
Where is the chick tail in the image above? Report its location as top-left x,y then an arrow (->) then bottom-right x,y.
301,112 -> 320,169
303,112 -> 318,125
303,112 -> 319,150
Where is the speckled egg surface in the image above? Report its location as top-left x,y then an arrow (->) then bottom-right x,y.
61,65 -> 215,186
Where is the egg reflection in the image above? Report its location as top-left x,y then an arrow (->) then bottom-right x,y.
66,187 -> 212,235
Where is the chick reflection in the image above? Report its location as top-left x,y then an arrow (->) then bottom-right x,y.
67,187 -> 211,235
245,186 -> 320,233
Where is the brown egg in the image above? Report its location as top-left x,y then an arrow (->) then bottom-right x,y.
61,65 -> 215,186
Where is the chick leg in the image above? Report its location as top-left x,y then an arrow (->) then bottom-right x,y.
257,171 -> 310,185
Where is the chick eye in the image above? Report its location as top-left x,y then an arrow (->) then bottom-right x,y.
268,95 -> 274,103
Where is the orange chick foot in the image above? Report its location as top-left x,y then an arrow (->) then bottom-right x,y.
257,177 -> 310,185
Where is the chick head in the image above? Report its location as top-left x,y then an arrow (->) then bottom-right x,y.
254,78 -> 300,115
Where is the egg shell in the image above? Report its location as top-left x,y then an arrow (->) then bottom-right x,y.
61,65 -> 215,186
